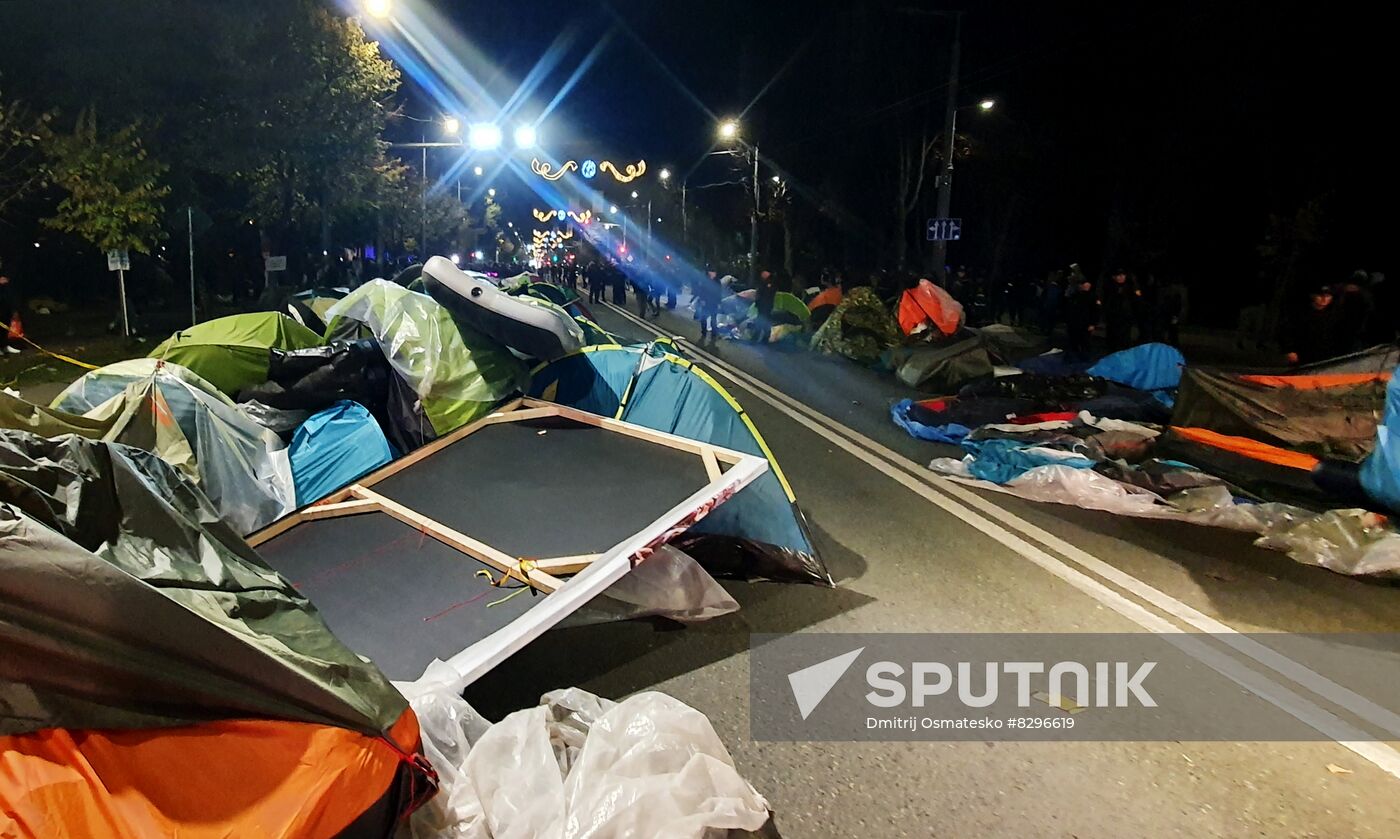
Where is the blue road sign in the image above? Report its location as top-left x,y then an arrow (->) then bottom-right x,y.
926,218 -> 962,242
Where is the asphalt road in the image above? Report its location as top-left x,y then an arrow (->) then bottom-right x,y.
466,294 -> 1400,838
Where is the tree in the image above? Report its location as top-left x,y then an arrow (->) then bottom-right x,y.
44,110 -> 169,255
0,81 -> 51,214
893,133 -> 938,270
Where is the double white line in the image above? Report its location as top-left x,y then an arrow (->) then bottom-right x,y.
604,301 -> 1400,780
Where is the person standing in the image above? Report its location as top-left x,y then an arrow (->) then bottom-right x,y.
696,267 -> 722,340
1101,269 -> 1137,350
1064,276 -> 1099,356
585,261 -> 601,304
0,259 -> 21,355
752,269 -> 777,344
1284,286 -> 1346,365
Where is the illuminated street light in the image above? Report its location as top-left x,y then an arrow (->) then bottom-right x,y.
630,190 -> 639,199
473,166 -> 484,176
364,0 -> 392,19
718,119 -> 740,141
450,253 -> 461,265
442,116 -> 461,136
659,168 -> 672,181
468,123 -> 502,151
513,124 -> 538,149
771,175 -> 781,183
487,188 -> 496,197
978,99 -> 996,111
608,204 -> 619,214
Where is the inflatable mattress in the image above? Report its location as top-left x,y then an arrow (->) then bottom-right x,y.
423,255 -> 583,361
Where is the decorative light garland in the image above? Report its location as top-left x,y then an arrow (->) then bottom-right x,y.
529,157 -> 648,184
530,159 -> 578,181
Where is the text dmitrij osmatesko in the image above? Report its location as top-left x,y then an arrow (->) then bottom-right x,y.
864,661 -> 1158,708
867,717 -> 1077,730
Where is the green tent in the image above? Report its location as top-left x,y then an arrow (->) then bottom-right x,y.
809,287 -> 902,365
149,312 -> 323,396
324,279 -> 526,436
748,291 -> 811,327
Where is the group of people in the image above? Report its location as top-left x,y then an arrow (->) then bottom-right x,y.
1281,270 -> 1393,364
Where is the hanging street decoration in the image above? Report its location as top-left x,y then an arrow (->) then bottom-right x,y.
531,208 -> 595,225
530,157 -> 648,184
568,210 -> 592,225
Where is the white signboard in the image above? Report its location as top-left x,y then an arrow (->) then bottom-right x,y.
106,249 -> 131,272
264,255 -> 288,272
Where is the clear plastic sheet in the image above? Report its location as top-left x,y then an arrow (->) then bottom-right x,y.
403,681 -> 771,839
565,545 -> 740,627
930,462 -> 1400,577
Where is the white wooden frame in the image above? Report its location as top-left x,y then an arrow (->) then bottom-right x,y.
248,398 -> 768,686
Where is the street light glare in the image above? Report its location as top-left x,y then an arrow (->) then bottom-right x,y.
659,168 -> 672,181
473,166 -> 484,176
364,0 -> 392,19
772,175 -> 781,183
513,124 -> 538,149
718,120 -> 739,140
468,123 -> 502,151
979,99 -> 996,111
630,190 -> 639,199
442,117 -> 461,136
487,188 -> 496,197
609,205 -> 618,214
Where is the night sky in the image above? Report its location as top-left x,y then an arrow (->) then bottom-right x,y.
386,0 -> 1386,320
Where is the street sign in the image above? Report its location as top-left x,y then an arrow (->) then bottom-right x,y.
264,255 -> 287,272
106,249 -> 130,272
926,218 -> 963,242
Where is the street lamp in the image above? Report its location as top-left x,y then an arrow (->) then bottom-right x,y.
978,99 -> 996,111
468,123 -> 502,151
473,166 -> 484,176
442,116 -> 461,136
771,175 -> 781,183
630,190 -> 638,199
364,0 -> 392,19
659,168 -> 672,181
513,124 -> 538,149
487,188 -> 496,198
718,119 -> 739,141
608,204 -> 618,214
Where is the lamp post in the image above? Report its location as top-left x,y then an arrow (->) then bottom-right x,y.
717,119 -> 760,286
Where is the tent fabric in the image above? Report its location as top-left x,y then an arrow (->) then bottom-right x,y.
1171,366 -> 1385,461
0,433 -> 409,735
527,344 -> 830,585
290,401 -> 396,505
7,366 -> 294,534
748,291 -> 811,327
148,313 -> 323,397
1167,426 -> 1321,471
809,287 -> 903,365
1360,366 -> 1400,513
0,433 -> 431,833
1239,372 -> 1391,389
961,437 -> 1097,484
891,399 -> 972,444
0,714 -> 423,839
51,357 -> 231,442
808,286 -> 843,312
1156,426 -> 1327,507
893,334 -> 994,392
898,279 -> 963,337
324,279 -> 526,437
1086,343 -> 1185,392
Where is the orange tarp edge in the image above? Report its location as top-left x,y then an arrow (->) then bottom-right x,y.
1237,372 -> 1391,389
809,287 -> 843,311
0,711 -> 421,839
1170,426 -> 1320,471
898,280 -> 962,336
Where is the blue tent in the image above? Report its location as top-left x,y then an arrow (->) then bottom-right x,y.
1361,367 -> 1400,513
529,342 -> 831,585
289,401 -> 396,505
1087,343 -> 1185,392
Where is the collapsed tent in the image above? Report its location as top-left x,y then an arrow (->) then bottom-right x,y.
809,287 -> 902,365
50,357 -> 231,442
749,291 -> 811,327
898,279 -> 964,337
527,343 -> 831,585
0,432 -> 433,836
148,312 -> 324,396
1171,365 -> 1387,462
324,279 -> 526,443
4,361 -> 294,533
287,286 -> 350,334
891,333 -> 994,392
1360,363 -> 1400,513
1086,343 -> 1185,393
289,401 -> 396,505
807,286 -> 843,326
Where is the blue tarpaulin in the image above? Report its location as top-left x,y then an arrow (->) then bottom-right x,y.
289,401 -> 395,505
1360,367 -> 1400,513
1087,343 -> 1185,392
961,437 -> 1096,484
890,399 -> 972,444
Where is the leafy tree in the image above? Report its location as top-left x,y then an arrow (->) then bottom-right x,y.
44,110 -> 169,255
0,81 -> 52,213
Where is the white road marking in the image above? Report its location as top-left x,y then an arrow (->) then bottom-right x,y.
604,302 -> 1400,779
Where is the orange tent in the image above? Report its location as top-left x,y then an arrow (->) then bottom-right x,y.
809,286 -> 843,312
898,279 -> 963,337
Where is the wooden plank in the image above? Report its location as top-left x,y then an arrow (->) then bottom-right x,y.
476,405 -> 560,427
700,446 -> 722,481
300,498 -> 381,521
245,511 -> 304,548
355,397 -> 525,488
521,398 -> 749,465
349,486 -> 562,594
532,554 -> 602,575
